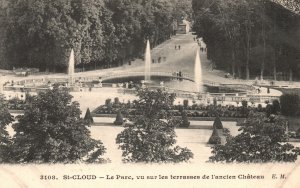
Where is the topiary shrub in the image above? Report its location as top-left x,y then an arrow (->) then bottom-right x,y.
105,98 -> 113,111
105,98 -> 111,106
257,104 -> 263,112
272,100 -> 280,114
208,128 -> 221,144
84,108 -> 94,123
192,112 -> 197,117
183,99 -> 189,108
240,106 -> 250,117
114,111 -> 124,125
178,105 -> 184,112
213,116 -> 223,129
213,98 -> 217,106
126,100 -> 131,108
280,94 -> 300,116
241,100 -> 248,108
180,111 -> 190,128
114,97 -> 120,105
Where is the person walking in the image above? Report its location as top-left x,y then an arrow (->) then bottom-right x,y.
178,45 -> 181,50
175,45 -> 177,50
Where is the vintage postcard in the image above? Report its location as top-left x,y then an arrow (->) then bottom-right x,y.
0,0 -> 300,187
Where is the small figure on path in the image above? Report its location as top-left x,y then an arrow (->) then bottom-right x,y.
172,71 -> 176,79
257,87 -> 261,94
179,71 -> 182,77
178,45 -> 181,50
175,45 -> 177,50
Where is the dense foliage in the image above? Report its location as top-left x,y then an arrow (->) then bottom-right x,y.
10,87 -> 106,163
209,112 -> 300,163
116,88 -> 193,163
280,93 -> 300,116
0,0 -> 192,71
0,0 -> 9,69
0,95 -> 13,163
192,0 -> 300,80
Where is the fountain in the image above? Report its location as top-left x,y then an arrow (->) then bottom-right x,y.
68,49 -> 75,86
144,40 -> 151,83
194,49 -> 203,93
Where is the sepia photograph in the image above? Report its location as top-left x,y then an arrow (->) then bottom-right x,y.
0,0 -> 300,187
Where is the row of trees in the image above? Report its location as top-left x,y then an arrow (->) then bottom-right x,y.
192,0 -> 300,80
0,0 -> 192,71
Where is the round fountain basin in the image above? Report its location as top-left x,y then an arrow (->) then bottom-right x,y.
102,75 -> 239,93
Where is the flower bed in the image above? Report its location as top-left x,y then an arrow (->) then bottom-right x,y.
7,98 -> 26,110
92,98 -> 267,118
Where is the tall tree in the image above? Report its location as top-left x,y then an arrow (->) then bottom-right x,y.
0,95 -> 13,163
210,112 -> 300,163
116,88 -> 193,163
10,86 -> 106,163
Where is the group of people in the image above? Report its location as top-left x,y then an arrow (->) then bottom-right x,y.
200,47 -> 206,52
175,45 -> 181,50
194,37 -> 201,46
172,71 -> 183,80
152,56 -> 167,64
256,87 -> 261,94
194,36 -> 207,52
